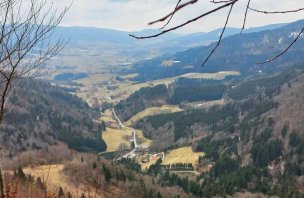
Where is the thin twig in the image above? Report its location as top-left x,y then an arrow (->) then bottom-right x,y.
129,0 -> 237,39
160,0 -> 182,30
202,2 -> 235,67
249,7 -> 304,14
258,27 -> 304,64
149,0 -> 199,26
241,0 -> 251,33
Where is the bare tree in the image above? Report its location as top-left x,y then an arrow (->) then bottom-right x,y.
130,0 -> 304,66
0,0 -> 69,197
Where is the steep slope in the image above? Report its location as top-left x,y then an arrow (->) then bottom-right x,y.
0,80 -> 107,154
131,20 -> 304,81
126,65 -> 304,197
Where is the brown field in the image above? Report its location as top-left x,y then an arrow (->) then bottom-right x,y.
125,105 -> 183,126
163,147 -> 205,167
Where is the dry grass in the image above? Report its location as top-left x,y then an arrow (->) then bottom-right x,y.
163,147 -> 205,167
102,127 -> 131,152
126,105 -> 183,126
23,164 -> 107,197
23,165 -> 77,196
101,109 -> 115,123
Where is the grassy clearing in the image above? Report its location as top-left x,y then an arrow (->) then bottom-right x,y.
23,164 -> 100,197
126,105 -> 183,126
163,147 -> 205,167
23,165 -> 78,196
75,73 -> 112,85
24,165 -> 65,187
181,71 -> 240,80
101,109 -> 115,123
102,127 -> 131,152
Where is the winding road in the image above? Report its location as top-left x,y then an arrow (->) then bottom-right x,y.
112,108 -> 138,158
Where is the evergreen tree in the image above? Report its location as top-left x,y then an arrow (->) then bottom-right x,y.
157,192 -> 163,198
17,167 -> 25,179
92,162 -> 97,169
58,187 -> 65,197
102,163 -> 112,183
67,192 -> 73,198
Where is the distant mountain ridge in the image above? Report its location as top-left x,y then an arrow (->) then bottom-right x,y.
129,20 -> 304,82
53,23 -> 286,53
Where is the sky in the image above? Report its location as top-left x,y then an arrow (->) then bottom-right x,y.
54,0 -> 304,33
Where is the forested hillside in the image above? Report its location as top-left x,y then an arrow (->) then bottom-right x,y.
110,64 -> 304,197
1,80 -> 107,154
114,78 -> 229,121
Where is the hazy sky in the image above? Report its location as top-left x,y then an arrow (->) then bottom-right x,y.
55,0 -> 304,33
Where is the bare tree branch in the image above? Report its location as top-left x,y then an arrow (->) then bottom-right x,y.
129,0 -> 237,39
149,0 -> 199,26
258,27 -> 304,64
130,0 -> 304,66
241,0 -> 251,32
160,0 -> 181,30
249,7 -> 304,14
202,2 -> 235,67
0,1 -> 69,196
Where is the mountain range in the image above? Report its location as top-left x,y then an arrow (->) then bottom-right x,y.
128,20 -> 304,82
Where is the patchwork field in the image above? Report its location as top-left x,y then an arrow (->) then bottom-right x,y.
163,147 -> 205,167
125,105 -> 183,126
74,71 -> 241,105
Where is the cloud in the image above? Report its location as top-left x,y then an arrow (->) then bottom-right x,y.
54,0 -> 304,33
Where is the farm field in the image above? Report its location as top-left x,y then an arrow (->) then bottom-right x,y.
101,109 -> 152,152
162,147 -> 205,167
181,71 -> 240,80
102,127 -> 131,152
125,105 -> 183,126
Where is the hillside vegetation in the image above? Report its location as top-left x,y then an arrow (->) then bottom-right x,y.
1,80 -> 107,154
